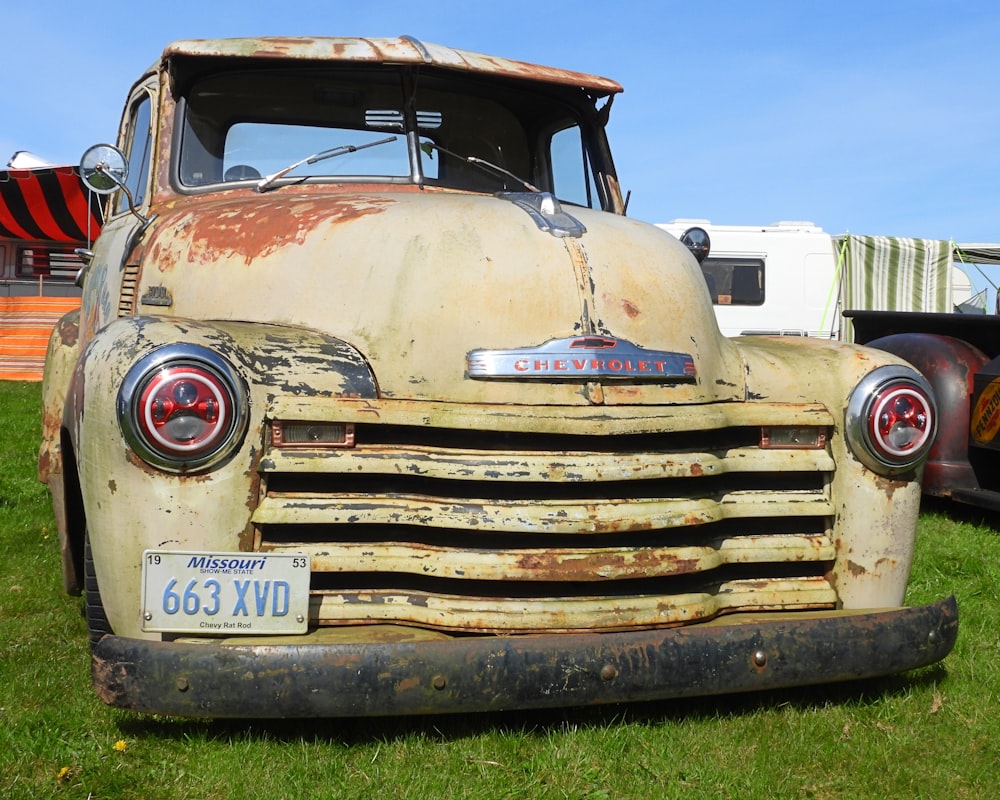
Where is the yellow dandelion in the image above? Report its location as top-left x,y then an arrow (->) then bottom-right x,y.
57,766 -> 70,781
114,739 -> 128,752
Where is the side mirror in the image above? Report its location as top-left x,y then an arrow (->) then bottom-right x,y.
80,144 -> 129,195
680,227 -> 711,264
79,144 -> 151,227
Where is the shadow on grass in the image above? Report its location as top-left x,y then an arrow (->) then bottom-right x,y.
114,663 -> 951,746
920,496 -> 1000,532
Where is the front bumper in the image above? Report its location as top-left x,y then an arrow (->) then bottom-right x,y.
92,596 -> 957,718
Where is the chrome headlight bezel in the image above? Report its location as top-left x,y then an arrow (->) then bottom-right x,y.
117,344 -> 249,473
846,364 -> 937,476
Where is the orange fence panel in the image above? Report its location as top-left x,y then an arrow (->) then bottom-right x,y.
0,296 -> 81,381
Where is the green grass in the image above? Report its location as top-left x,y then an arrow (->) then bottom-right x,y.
1,380 -> 997,799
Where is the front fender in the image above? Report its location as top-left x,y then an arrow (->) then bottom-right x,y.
69,315 -> 377,637
38,309 -> 83,594
734,335 -> 929,608
38,309 -> 81,486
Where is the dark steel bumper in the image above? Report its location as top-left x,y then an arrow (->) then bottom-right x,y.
950,487 -> 1000,512
92,596 -> 958,718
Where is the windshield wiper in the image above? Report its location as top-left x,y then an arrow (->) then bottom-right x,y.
256,135 -> 398,192
420,142 -> 539,193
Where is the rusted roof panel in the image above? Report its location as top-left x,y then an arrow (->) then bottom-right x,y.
161,36 -> 623,95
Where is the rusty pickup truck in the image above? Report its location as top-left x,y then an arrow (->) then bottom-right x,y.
39,36 -> 956,717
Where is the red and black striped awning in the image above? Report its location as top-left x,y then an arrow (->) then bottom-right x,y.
0,166 -> 104,243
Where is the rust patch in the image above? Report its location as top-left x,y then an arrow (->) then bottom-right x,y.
871,472 -> 908,499
846,560 -> 867,577
58,315 -> 79,346
91,654 -> 121,703
153,194 -> 396,269
395,675 -> 422,693
621,299 -> 640,319
508,549 -> 703,581
564,237 -> 596,335
41,406 -> 63,433
37,448 -> 54,482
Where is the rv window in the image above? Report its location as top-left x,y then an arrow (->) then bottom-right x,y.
15,246 -> 85,281
700,257 -> 765,306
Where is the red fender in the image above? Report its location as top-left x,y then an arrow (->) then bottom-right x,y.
865,333 -> 988,497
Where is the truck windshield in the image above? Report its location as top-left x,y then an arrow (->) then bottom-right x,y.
177,66 -> 605,208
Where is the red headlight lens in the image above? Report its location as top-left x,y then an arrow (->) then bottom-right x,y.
870,386 -> 932,458
118,346 -> 248,472
138,366 -> 231,455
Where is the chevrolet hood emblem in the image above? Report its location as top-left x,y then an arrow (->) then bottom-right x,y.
468,336 -> 696,381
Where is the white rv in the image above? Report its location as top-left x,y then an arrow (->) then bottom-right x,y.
657,220 -> 978,340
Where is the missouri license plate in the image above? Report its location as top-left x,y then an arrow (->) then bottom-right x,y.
141,550 -> 310,634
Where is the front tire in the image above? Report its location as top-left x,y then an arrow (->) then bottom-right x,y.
83,531 -> 112,649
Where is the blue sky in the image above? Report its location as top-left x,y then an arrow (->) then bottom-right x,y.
3,0 -> 998,243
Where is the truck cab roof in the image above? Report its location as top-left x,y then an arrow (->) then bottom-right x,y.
160,36 -> 623,97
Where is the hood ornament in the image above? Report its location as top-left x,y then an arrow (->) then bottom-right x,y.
501,192 -> 586,238
468,335 -> 696,381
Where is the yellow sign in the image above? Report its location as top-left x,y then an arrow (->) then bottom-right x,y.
971,377 -> 1000,443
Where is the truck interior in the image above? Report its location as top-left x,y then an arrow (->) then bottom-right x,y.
176,65 -> 608,210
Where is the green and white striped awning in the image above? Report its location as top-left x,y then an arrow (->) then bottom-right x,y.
837,235 -> 953,314
833,235 -> 954,340
954,243 -> 1000,266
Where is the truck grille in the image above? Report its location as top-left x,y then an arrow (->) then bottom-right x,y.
252,399 -> 838,633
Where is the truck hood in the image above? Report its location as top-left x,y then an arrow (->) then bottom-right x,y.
136,188 -> 746,405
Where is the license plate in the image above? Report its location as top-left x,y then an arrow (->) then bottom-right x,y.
141,550 -> 310,634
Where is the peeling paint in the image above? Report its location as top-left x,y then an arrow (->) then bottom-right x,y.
621,299 -> 640,318
150,195 -> 396,270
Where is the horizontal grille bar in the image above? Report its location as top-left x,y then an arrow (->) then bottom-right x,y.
254,490 -> 833,533
265,397 -> 836,433
306,577 -> 838,633
261,532 -> 835,581
260,444 -> 835,481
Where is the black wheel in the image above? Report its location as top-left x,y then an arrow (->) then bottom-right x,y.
83,531 -> 113,649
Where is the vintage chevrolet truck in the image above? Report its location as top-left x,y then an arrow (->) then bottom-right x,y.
39,36 -> 957,718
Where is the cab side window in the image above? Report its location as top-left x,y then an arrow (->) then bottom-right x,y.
117,91 -> 153,215
549,125 -> 599,208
